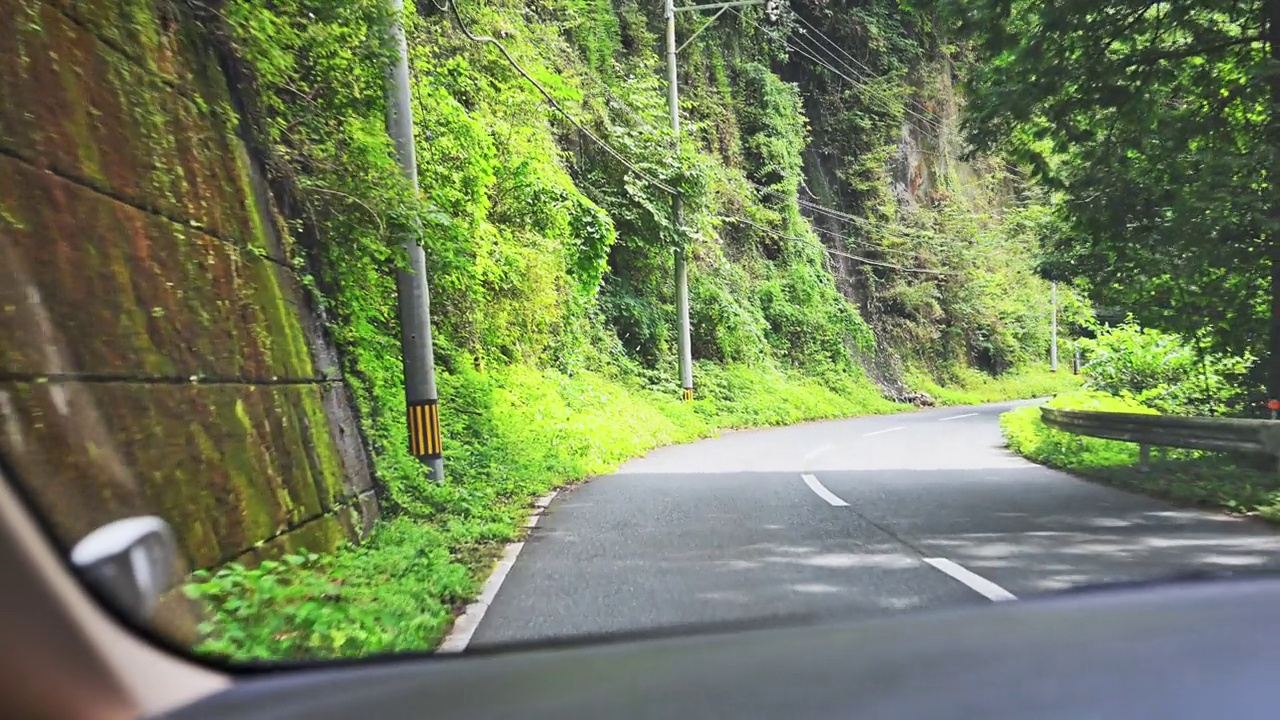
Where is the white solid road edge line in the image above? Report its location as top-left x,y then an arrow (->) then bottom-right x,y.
939,412 -> 979,422
801,473 -> 849,507
923,557 -> 1017,602
862,426 -> 905,438
438,490 -> 559,653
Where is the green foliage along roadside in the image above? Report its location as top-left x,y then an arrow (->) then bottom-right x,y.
907,364 -> 1080,406
187,361 -> 897,660
187,523 -> 470,660
1000,391 -> 1280,524
933,0 -> 1280,395
1000,391 -> 1156,471
185,0 -> 1079,661
1076,322 -> 1255,416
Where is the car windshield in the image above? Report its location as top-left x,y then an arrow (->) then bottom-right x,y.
5,0 -> 1280,664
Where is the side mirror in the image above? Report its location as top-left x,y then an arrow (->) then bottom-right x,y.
70,516 -> 179,623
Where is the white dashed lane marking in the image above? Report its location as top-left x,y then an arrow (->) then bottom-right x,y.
801,473 -> 849,507
923,558 -> 1017,601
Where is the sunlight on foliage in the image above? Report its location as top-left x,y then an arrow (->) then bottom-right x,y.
193,0 -> 1071,660
1000,391 -> 1156,471
1077,321 -> 1255,416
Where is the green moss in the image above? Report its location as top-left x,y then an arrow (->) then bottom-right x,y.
51,36 -> 104,181
276,513 -> 348,556
298,388 -> 351,510
201,398 -> 281,557
1,0 -> 365,579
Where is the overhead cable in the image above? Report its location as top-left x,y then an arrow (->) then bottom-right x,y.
720,214 -> 954,275
790,12 -> 936,122
729,7 -> 938,130
747,183 -> 946,249
444,0 -> 678,196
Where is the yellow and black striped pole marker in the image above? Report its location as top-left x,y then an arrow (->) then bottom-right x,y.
682,387 -> 694,403
407,399 -> 443,460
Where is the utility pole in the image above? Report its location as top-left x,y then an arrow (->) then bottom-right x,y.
387,0 -> 444,480
665,0 -> 694,402
1050,282 -> 1059,372
664,0 -> 776,401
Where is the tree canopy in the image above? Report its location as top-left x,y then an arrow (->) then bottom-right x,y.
934,0 -> 1280,394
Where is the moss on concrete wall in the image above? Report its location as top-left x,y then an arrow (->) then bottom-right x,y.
0,0 -> 375,570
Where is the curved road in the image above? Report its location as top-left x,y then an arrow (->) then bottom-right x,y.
463,401 -> 1280,648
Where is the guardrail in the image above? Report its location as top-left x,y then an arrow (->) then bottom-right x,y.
1040,407 -> 1280,472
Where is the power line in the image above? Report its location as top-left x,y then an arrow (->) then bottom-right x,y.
780,32 -> 902,117
443,0 -> 678,196
579,76 -> 938,258
719,214 -> 954,275
791,13 -> 868,71
789,12 -> 940,128
807,222 -> 925,259
676,1 -> 937,132
795,197 -> 938,244
730,7 -> 959,165
451,2 -> 903,255
785,29 -> 928,125
565,46 -> 940,255
748,183 -> 946,248
791,13 -> 883,94
445,0 -> 951,278
729,7 -> 938,130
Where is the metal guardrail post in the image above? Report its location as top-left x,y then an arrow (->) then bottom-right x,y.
1138,444 -> 1150,473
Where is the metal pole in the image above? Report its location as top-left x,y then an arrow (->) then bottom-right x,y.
1050,282 -> 1059,372
666,0 -> 694,401
387,0 -> 444,480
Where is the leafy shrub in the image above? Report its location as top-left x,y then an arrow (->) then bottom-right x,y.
1078,322 -> 1252,415
186,520 -> 471,660
694,362 -> 902,427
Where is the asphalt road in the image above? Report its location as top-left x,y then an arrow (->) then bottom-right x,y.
467,400 -> 1280,648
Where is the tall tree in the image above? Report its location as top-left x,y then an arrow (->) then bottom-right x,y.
935,0 -> 1280,396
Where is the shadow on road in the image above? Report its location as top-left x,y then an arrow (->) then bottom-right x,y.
473,465 -> 1280,648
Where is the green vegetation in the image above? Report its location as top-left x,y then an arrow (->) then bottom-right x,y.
907,364 -> 1080,406
183,0 -> 1076,659
1001,391 -> 1280,522
187,522 -> 469,660
1076,322 -> 1255,416
1000,324 -> 1272,523
1001,391 -> 1157,471
187,362 -> 902,659
933,0 -> 1280,395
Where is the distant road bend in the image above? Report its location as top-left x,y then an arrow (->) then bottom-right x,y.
454,401 -> 1280,649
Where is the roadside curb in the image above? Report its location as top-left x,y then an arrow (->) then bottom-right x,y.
436,490 -> 559,653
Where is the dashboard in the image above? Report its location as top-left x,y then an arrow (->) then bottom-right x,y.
166,575 -> 1280,719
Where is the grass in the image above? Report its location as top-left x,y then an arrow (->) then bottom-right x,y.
190,361 -> 1065,661
907,364 -> 1082,406
999,390 -> 1280,523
